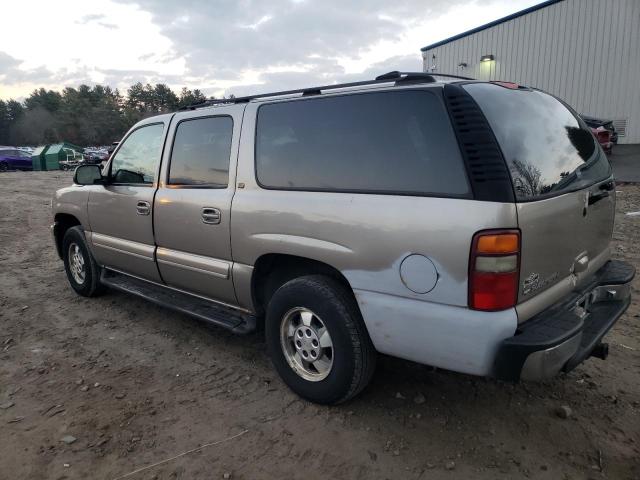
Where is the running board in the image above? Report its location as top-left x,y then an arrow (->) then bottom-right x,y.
100,270 -> 256,334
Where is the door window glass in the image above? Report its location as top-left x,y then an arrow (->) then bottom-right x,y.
110,123 -> 164,184
168,116 -> 233,187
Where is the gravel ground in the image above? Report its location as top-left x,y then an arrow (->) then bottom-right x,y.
1,171 -> 639,480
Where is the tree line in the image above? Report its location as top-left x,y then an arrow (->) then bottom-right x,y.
0,83 -> 212,147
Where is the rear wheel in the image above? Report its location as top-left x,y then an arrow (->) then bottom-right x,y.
62,226 -> 104,297
265,275 -> 376,404
0,162 -> 8,171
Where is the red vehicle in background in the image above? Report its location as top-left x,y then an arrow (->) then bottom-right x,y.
590,126 -> 613,154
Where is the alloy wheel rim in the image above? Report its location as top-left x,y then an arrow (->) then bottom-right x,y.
68,243 -> 86,284
280,307 -> 334,382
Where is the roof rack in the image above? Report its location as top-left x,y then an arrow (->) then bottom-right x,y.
180,71 -> 474,110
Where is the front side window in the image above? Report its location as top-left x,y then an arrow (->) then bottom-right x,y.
168,116 -> 233,187
255,90 -> 470,196
110,123 -> 164,184
463,83 -> 611,200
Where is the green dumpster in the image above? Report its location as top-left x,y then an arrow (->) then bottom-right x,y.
31,145 -> 49,171
43,143 -> 83,170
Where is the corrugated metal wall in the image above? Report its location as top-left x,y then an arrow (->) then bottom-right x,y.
422,0 -> 640,143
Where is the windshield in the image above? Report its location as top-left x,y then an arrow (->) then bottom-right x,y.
463,83 -> 611,201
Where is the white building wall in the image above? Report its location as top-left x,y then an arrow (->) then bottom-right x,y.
422,0 -> 640,143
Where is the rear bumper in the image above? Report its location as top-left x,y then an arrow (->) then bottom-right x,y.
493,260 -> 635,382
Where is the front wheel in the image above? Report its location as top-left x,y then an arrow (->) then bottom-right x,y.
0,162 -> 8,172
62,226 -> 104,297
265,275 -> 376,404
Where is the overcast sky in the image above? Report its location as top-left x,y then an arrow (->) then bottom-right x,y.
0,0 -> 543,100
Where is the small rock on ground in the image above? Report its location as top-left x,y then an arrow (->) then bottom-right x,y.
555,406 -> 572,419
414,393 -> 426,405
61,435 -> 77,444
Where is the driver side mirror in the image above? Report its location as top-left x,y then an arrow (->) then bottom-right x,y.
74,164 -> 104,185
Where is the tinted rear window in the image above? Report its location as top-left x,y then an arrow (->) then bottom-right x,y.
464,83 -> 610,201
255,90 -> 470,196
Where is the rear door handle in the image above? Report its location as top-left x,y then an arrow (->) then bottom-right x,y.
202,207 -> 221,225
136,200 -> 151,215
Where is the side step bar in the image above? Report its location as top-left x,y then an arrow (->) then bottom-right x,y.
100,270 -> 256,334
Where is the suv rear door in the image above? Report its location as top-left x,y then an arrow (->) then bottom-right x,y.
153,105 -> 244,306
464,83 -> 614,321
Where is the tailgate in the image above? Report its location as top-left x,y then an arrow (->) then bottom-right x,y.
517,184 -> 614,304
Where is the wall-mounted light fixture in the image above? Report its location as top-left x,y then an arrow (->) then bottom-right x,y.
480,54 -> 495,62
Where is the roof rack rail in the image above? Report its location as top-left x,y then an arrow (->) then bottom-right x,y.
375,71 -> 474,81
181,71 -> 474,110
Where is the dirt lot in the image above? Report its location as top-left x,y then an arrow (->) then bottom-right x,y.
1,171 -> 639,480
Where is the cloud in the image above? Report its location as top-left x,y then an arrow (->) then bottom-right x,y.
138,53 -> 155,61
96,67 -> 185,87
0,51 -> 95,91
0,51 -> 22,73
110,0 -> 459,90
1,0 -> 541,99
97,21 -> 119,30
76,13 -> 106,24
76,13 -> 119,30
223,54 -> 422,98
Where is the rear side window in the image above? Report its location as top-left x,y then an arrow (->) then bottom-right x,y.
255,90 -> 470,196
464,83 -> 611,201
169,116 -> 233,187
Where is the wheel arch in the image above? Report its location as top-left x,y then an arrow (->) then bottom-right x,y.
251,253 -> 356,317
53,213 -> 82,259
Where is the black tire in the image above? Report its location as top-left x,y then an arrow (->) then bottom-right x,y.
265,275 -> 376,404
0,162 -> 8,172
62,226 -> 104,297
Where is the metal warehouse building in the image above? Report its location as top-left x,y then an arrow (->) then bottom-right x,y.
421,0 -> 640,144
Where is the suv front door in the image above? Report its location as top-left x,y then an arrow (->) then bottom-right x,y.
153,106 -> 244,306
87,119 -> 170,282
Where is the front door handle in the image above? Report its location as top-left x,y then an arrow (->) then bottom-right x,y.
136,201 -> 151,216
202,207 -> 221,225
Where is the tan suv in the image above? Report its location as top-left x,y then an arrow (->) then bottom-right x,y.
52,72 -> 635,404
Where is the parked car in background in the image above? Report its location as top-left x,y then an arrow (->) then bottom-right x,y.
0,147 -> 33,171
83,147 -> 110,164
17,146 -> 35,155
582,115 -> 618,154
60,148 -> 86,170
53,73 -> 634,404
106,141 -> 119,159
589,125 -> 613,154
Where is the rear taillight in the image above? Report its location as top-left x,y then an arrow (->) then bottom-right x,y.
469,229 -> 520,311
